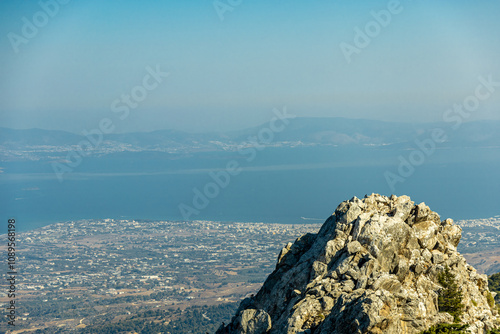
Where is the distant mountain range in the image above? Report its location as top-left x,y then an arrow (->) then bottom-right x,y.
1,117 -> 499,161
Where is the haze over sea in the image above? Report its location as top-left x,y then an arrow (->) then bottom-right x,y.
2,144 -> 499,232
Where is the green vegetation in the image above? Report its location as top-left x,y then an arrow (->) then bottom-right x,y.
487,292 -> 496,308
487,330 -> 500,334
489,272 -> 500,292
489,272 -> 500,303
488,272 -> 500,316
437,266 -> 464,322
421,272 -> 500,334
420,323 -> 469,334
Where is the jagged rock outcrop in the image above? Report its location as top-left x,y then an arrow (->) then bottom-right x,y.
217,194 -> 500,334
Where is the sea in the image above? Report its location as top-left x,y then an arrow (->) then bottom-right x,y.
1,146 -> 499,232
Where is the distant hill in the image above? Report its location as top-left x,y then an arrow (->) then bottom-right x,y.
1,118 -> 499,157
229,117 -> 500,147
0,127 -> 83,147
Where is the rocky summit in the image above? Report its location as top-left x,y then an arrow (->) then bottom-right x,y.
216,194 -> 500,334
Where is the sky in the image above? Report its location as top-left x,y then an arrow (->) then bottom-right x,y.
0,0 -> 499,133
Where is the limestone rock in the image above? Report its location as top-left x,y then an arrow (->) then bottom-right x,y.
229,309 -> 272,334
216,194 -> 499,334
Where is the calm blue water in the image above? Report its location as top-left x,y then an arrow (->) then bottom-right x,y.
1,147 -> 499,232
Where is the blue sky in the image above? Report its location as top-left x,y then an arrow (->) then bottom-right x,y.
0,0 -> 499,133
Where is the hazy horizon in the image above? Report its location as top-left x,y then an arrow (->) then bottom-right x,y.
1,1 -> 500,133
3,115 -> 500,135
